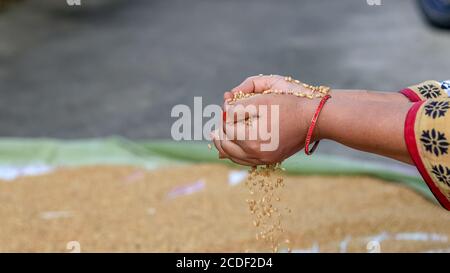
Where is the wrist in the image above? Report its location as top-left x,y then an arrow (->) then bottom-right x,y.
300,97 -> 332,142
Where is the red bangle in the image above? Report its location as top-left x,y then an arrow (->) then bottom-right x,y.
304,95 -> 331,155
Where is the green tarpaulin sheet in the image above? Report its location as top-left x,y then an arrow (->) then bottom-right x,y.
0,137 -> 435,204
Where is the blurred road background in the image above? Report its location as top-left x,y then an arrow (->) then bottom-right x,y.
1,0 -> 450,167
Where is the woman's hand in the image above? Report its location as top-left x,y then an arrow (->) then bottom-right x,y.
212,75 -> 321,166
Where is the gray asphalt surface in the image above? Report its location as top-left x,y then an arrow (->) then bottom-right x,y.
1,0 -> 450,168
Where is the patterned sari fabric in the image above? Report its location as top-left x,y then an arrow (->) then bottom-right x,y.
401,80 -> 450,210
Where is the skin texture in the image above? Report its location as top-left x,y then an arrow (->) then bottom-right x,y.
212,75 -> 413,166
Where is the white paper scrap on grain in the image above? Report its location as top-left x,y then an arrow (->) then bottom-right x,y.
167,180 -> 206,199
228,170 -> 248,186
423,247 -> 450,253
281,232 -> 449,253
40,211 -> 72,220
365,231 -> 448,243
0,164 -> 54,181
394,232 -> 448,242
339,235 -> 352,253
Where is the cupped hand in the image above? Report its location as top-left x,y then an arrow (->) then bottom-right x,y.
212,78 -> 321,166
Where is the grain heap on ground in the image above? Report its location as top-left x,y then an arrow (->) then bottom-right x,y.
1,164 -> 450,252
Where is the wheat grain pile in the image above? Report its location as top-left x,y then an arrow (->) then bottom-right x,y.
1,164 -> 450,252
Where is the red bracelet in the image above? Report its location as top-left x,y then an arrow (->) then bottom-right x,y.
304,94 -> 331,155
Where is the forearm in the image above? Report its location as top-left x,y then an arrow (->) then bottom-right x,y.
330,89 -> 410,103
308,92 -> 413,164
